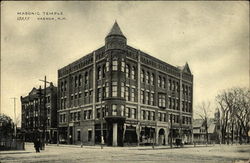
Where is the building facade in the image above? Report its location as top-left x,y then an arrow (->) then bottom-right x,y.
57,22 -> 193,146
20,83 -> 57,143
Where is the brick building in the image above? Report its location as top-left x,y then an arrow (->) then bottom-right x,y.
57,22 -> 193,146
20,83 -> 57,143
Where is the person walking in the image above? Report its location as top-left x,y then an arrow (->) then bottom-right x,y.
34,138 -> 41,153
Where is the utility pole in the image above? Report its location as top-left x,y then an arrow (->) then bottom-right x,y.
170,114 -> 173,148
39,76 -> 51,150
11,97 -> 17,138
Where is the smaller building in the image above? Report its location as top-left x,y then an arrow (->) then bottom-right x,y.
193,118 -> 219,144
20,83 -> 57,143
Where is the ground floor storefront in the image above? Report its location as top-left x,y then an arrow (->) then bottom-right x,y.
58,120 -> 192,146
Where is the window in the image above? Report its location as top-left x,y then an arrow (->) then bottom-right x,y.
131,66 -> 135,79
78,112 -> 80,121
150,93 -> 154,105
88,110 -> 92,119
121,59 -> 125,72
147,111 -> 151,120
105,82 -> 109,97
61,82 -> 64,91
131,108 -> 136,119
168,79 -> 171,91
125,86 -> 130,101
142,110 -> 146,120
121,105 -> 124,116
75,76 -> 78,87
151,73 -> 154,85
125,107 -> 130,118
141,70 -> 145,83
97,67 -> 101,80
112,58 -> 118,71
126,64 -> 130,78
158,76 -> 161,87
112,104 -> 117,116
162,77 -> 166,88
102,65 -> 106,78
159,94 -> 166,107
112,82 -> 118,97
146,72 -> 150,84
79,92 -> 82,98
64,81 -> 67,91
121,82 -> 125,98
140,90 -> 144,104
151,111 -> 155,121
78,75 -> 82,87
85,72 -> 88,84
96,108 -> 101,119
146,92 -> 150,105
131,88 -> 135,102
106,59 -> 110,72
97,88 -> 101,102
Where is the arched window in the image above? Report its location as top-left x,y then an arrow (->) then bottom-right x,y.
79,74 -> 82,87
126,64 -> 130,78
85,72 -> 88,84
146,72 -> 150,84
61,82 -> 64,91
150,73 -> 154,85
102,65 -> 106,78
75,76 -> 78,87
158,76 -> 161,87
97,67 -> 101,80
141,70 -> 145,83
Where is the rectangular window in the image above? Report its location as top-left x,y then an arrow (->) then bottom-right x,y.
141,90 -> 144,104
125,107 -> 130,118
112,60 -> 118,71
97,88 -> 101,102
121,82 -> 125,98
131,108 -> 136,119
141,70 -> 144,83
121,60 -> 125,72
112,82 -> 118,97
158,76 -> 161,87
131,88 -> 135,102
106,60 -> 110,72
151,74 -> 154,85
112,104 -> 117,116
125,86 -> 130,101
147,111 -> 151,120
151,111 -> 155,121
146,92 -> 150,105
121,105 -> 124,116
150,93 -> 154,105
105,82 -> 109,98
96,108 -> 101,119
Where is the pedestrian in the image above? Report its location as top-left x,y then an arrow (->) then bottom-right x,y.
34,138 -> 41,153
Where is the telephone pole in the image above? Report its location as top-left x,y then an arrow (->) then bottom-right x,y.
11,97 -> 17,138
39,76 -> 51,149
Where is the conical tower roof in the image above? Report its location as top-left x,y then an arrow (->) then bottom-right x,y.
106,21 -> 125,38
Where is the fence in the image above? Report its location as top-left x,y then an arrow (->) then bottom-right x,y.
0,139 -> 25,150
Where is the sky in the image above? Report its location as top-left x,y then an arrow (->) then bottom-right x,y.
1,1 -> 249,125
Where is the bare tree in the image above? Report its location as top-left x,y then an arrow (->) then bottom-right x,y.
216,87 -> 250,144
196,101 -> 211,145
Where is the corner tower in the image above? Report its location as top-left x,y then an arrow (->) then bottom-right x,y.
105,21 -> 127,51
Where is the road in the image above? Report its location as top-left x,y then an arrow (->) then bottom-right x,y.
0,143 -> 250,163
